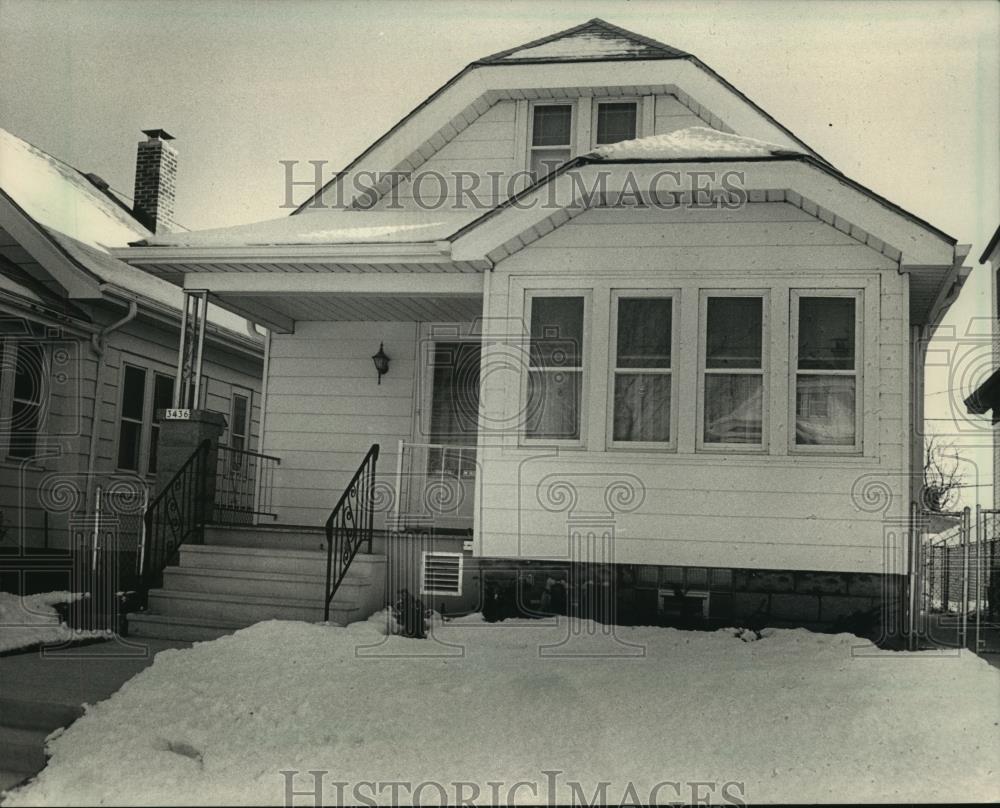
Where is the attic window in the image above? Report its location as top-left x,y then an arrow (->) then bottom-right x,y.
595,101 -> 637,145
420,552 -> 463,596
529,104 -> 573,180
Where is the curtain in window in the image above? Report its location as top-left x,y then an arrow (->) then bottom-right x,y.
526,297 -> 583,440
704,375 -> 763,444
613,374 -> 670,441
795,375 -> 856,445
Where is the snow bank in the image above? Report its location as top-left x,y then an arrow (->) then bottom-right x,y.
587,126 -> 802,161
0,592 -> 107,654
4,618 -> 998,804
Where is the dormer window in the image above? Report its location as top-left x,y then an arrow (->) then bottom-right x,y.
594,101 -> 638,146
529,103 -> 573,180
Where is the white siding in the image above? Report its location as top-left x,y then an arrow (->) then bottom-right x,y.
475,201 -> 910,574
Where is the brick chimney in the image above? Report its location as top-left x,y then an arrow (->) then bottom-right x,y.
133,129 -> 177,233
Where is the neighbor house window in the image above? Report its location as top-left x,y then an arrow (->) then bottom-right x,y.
701,294 -> 766,448
117,365 -> 147,471
792,293 -> 861,449
595,101 -> 638,145
611,293 -> 674,445
147,373 -> 175,474
229,392 -> 250,453
529,104 -> 573,180
525,295 -> 585,441
8,342 -> 45,459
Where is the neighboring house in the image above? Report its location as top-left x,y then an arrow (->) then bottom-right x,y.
0,127 -> 264,580
964,224 -> 1000,509
116,19 -> 971,630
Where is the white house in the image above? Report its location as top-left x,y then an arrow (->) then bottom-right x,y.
116,19 -> 971,636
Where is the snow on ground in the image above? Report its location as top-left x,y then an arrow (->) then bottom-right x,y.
588,126 -> 801,161
4,615 -> 999,805
0,592 -> 108,654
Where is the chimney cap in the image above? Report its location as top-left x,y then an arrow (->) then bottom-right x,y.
141,128 -> 175,141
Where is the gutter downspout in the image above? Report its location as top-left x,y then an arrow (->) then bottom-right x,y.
84,292 -> 138,514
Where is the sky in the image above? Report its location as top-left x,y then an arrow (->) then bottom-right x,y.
1,0 -> 998,505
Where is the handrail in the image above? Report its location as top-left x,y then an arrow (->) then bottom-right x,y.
139,439 -> 211,600
324,443 -> 379,621
214,444 -> 281,524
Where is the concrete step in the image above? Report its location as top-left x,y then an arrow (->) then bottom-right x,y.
0,726 -> 49,775
203,524 -> 390,554
146,588 -> 357,625
127,613 -> 249,643
179,543 -> 385,577
162,566 -> 371,601
0,698 -> 81,732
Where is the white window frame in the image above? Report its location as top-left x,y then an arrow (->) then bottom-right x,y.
607,289 -> 679,451
147,371 -> 176,474
3,340 -> 47,460
592,98 -> 641,147
115,362 -> 148,472
420,551 -> 464,597
788,289 -> 864,455
228,389 -> 252,452
697,289 -> 770,453
527,101 -> 575,180
520,289 -> 590,448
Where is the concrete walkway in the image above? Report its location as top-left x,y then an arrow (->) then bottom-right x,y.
0,636 -> 190,792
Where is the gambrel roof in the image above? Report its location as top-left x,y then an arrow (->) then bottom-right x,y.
476,18 -> 690,63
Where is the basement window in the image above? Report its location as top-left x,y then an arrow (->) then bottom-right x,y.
420,552 -> 463,596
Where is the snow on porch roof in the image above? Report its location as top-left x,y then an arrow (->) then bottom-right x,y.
585,127 -> 803,161
135,209 -> 484,248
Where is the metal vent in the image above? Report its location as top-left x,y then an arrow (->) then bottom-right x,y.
420,552 -> 463,596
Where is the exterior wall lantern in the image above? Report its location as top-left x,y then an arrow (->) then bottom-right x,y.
372,342 -> 390,384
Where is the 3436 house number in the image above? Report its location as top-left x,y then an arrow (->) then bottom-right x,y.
165,408 -> 191,420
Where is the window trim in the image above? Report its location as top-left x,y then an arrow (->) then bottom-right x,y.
527,101 -> 575,180
788,289 -> 864,455
4,340 -> 47,460
420,550 -> 464,597
696,289 -> 770,453
148,371 -> 176,474
115,362 -> 148,472
606,289 -> 679,451
520,289 -> 590,448
229,389 -> 252,452
591,98 -> 641,147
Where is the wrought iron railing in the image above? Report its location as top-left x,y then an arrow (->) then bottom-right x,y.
324,443 -> 379,621
139,440 -> 211,599
214,445 -> 280,525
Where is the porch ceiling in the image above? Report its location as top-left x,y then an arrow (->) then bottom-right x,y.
214,291 -> 483,327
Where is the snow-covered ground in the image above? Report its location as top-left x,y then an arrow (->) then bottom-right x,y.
0,592 -> 108,654
4,615 -> 998,805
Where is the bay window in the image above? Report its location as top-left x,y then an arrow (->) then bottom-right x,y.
700,294 -> 766,448
529,104 -> 573,180
525,295 -> 584,441
610,293 -> 674,445
792,292 -> 861,449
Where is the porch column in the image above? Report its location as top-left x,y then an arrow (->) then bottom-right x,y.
174,289 -> 208,409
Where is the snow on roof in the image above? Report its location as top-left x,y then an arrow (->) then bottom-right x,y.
587,127 -> 804,161
139,209 -> 483,248
0,127 -> 148,249
481,18 -> 689,62
48,230 -> 253,337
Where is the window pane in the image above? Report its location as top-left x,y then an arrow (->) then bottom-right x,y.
796,375 -> 856,445
596,102 -> 637,145
617,298 -> 671,369
117,420 -> 141,470
232,394 -> 249,438
153,375 -> 174,417
430,343 -> 480,443
13,344 -> 43,402
8,400 -> 40,458
614,373 -> 670,442
529,149 -> 571,180
704,374 -> 763,444
705,297 -> 763,369
530,297 -> 583,367
798,297 -> 855,370
121,366 -> 146,421
532,105 -> 572,146
526,370 -> 580,439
